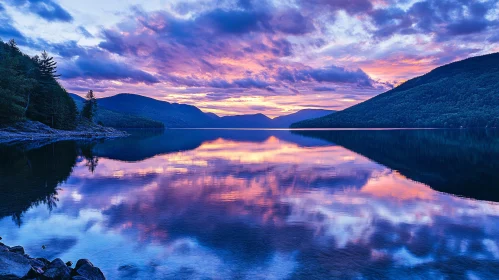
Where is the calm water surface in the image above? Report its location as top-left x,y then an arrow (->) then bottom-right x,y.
1,129 -> 499,279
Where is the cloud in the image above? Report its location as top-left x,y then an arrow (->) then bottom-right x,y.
76,26 -> 93,38
59,51 -> 159,84
313,86 -> 336,92
48,40 -> 88,58
4,0 -> 498,115
369,0 -> 498,41
278,66 -> 373,87
0,12 -> 26,43
300,0 -> 373,15
5,0 -> 73,22
200,9 -> 271,34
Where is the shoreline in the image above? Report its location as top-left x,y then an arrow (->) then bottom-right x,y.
0,120 -> 129,145
0,241 -> 105,279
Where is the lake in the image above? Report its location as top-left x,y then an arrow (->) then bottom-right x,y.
2,129 -> 499,279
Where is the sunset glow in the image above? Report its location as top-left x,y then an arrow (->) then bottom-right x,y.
2,0 -> 498,116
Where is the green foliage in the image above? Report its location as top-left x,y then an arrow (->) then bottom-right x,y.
292,53 -> 499,128
71,94 -> 165,129
94,109 -> 165,128
82,90 -> 97,122
0,39 -> 77,129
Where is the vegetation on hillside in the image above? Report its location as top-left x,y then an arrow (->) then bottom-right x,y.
96,93 -> 212,128
0,39 -> 77,130
292,53 -> 499,128
82,89 -> 97,122
71,94 -> 165,129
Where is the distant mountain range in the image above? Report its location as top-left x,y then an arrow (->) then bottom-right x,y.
292,52 -> 499,128
71,93 -> 335,128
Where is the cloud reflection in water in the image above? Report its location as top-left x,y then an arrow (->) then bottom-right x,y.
1,132 -> 499,279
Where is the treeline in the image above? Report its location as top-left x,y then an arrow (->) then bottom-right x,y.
0,39 -> 77,130
292,52 -> 499,128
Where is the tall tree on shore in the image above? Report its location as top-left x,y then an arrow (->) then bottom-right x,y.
82,90 -> 97,122
0,39 -> 77,129
37,51 -> 61,127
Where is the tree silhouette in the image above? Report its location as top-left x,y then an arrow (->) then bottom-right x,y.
38,50 -> 60,82
82,90 -> 97,122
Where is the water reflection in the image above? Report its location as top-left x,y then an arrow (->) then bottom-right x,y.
1,130 -> 499,279
0,142 -> 78,225
294,129 -> 499,201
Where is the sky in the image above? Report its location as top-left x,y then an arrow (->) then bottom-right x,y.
1,0 -> 498,117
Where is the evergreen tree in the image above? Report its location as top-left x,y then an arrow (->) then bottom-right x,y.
38,50 -> 60,81
82,90 -> 97,122
0,39 -> 77,129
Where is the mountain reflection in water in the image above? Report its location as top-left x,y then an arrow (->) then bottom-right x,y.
1,129 -> 499,279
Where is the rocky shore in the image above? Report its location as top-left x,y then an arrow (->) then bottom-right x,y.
0,120 -> 128,145
0,242 -> 105,279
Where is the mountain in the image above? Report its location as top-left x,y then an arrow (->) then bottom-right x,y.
213,113 -> 273,128
97,93 -> 214,128
292,53 -> 499,128
71,94 -> 164,129
74,93 -> 335,128
213,110 -> 334,128
273,109 -> 335,127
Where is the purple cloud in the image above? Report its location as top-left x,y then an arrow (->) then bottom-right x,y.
369,0 -> 498,41
313,86 -> 336,92
301,0 -> 373,15
59,51 -> 159,84
278,66 -> 373,87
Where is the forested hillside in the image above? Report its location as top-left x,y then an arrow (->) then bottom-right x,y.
0,39 -> 77,130
97,93 -> 214,128
292,53 -> 499,128
71,94 -> 164,129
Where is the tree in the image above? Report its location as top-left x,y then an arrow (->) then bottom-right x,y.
38,50 -> 60,81
82,90 -> 97,122
7,39 -> 19,53
0,40 -> 77,129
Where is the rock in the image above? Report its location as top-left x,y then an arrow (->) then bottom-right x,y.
0,243 -> 9,252
66,261 -> 73,267
74,259 -> 105,280
9,246 -> 25,255
42,258 -> 71,280
74,259 -> 92,271
37,257 -> 51,267
29,258 -> 47,274
0,251 -> 32,278
72,276 -> 89,280
27,266 -> 45,278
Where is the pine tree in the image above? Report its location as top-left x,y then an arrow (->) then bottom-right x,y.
7,39 -> 19,53
0,40 -> 77,129
38,51 -> 60,82
37,51 -> 62,127
82,90 -> 97,122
